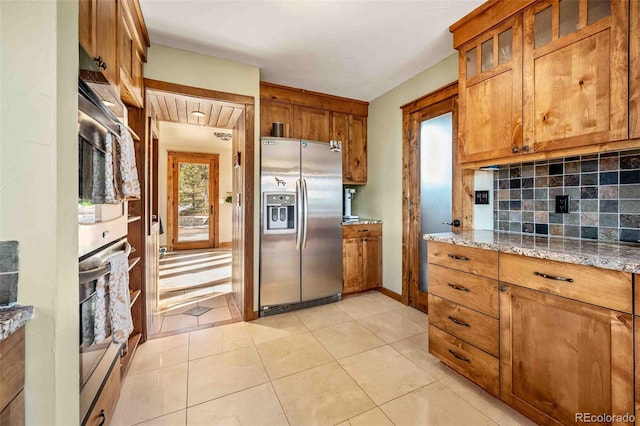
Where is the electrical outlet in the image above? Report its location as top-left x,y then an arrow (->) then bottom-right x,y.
555,195 -> 570,214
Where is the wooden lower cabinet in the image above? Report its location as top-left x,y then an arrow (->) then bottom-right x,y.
86,360 -> 121,426
342,224 -> 382,294
0,391 -> 24,426
500,283 -> 634,425
0,327 -> 24,426
635,316 -> 640,425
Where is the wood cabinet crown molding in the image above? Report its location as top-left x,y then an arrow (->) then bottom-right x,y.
260,82 -> 368,117
449,0 -> 537,48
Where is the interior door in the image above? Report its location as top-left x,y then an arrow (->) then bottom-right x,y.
405,95 -> 460,312
168,152 -> 219,251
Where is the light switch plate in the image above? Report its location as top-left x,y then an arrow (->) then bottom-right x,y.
474,190 -> 490,205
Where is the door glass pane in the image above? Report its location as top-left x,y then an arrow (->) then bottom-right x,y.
498,28 -> 513,64
559,0 -> 580,37
178,162 -> 210,242
466,47 -> 478,79
587,0 -> 610,24
419,113 -> 453,292
535,6 -> 553,48
481,39 -> 494,72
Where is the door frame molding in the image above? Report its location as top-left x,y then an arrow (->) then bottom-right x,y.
167,151 -> 220,251
400,82 -> 474,311
144,78 -> 256,321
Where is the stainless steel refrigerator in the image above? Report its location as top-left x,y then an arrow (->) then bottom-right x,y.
260,137 -> 343,315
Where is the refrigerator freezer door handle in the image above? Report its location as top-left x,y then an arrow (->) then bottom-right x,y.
296,179 -> 303,250
302,178 -> 309,249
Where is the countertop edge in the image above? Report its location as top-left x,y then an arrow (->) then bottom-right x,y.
342,219 -> 383,226
424,233 -> 640,274
0,305 -> 34,341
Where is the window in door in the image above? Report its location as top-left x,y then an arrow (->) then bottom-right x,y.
168,152 -> 219,250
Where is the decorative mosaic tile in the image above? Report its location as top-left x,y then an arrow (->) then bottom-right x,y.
182,306 -> 212,317
493,151 -> 640,242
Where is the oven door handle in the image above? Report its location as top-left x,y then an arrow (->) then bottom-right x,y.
79,242 -> 131,284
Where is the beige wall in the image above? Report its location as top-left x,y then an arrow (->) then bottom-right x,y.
355,54 -> 458,295
144,44 -> 261,310
0,1 -> 79,424
158,122 -> 233,247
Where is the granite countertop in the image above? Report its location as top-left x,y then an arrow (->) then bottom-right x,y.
424,230 -> 640,274
0,305 -> 33,341
342,218 -> 383,225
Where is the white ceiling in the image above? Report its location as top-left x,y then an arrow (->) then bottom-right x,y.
139,0 -> 485,101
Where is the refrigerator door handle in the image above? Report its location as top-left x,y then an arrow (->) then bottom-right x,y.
296,178 -> 303,250
302,178 -> 309,249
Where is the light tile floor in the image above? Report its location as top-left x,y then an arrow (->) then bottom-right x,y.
112,291 -> 536,426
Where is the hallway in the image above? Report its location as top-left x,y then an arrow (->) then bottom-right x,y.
152,248 -> 240,336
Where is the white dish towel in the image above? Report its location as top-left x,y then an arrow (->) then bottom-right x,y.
93,252 -> 133,344
117,124 -> 141,199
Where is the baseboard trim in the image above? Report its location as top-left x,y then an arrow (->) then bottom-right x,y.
377,286 -> 403,303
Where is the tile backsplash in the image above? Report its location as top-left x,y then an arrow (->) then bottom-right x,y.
493,151 -> 640,242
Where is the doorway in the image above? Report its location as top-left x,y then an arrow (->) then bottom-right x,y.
168,152 -> 219,251
143,79 -> 255,338
401,82 -> 473,312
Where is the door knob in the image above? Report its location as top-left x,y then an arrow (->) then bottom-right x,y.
442,219 -> 461,227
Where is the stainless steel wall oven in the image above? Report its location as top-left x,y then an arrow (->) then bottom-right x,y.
77,78 -> 128,424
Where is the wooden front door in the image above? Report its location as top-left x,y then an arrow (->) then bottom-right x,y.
167,152 -> 219,251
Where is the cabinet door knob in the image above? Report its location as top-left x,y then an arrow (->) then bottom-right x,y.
512,147 -> 520,154
97,410 -> 106,426
522,145 -> 530,152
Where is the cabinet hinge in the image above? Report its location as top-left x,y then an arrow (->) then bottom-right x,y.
407,199 -> 412,212
407,129 -> 412,140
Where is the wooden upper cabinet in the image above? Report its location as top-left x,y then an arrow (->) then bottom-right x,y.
95,0 -> 119,90
79,0 -> 97,58
630,0 -> 639,139
293,105 -> 330,142
118,0 -> 148,108
500,284 -> 634,425
260,100 -> 294,138
458,15 -> 523,163
347,115 -> 367,184
332,112 -> 367,184
523,0 -> 629,152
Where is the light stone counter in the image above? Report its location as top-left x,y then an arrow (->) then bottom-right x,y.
424,230 -> 640,274
0,305 -> 33,341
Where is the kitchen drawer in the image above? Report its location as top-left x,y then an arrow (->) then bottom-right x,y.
429,325 -> 499,397
500,253 -> 632,313
342,223 -> 381,239
0,327 -> 24,413
428,264 -> 499,318
427,241 -> 498,279
85,357 -> 121,426
429,295 -> 499,356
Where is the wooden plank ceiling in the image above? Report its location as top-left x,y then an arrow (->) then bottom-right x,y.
148,91 -> 244,129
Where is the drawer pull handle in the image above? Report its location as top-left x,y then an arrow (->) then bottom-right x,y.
358,229 -> 369,232
97,410 -> 106,426
447,254 -> 469,261
448,349 -> 471,363
533,271 -> 574,283
448,283 -> 470,292
448,316 -> 470,327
